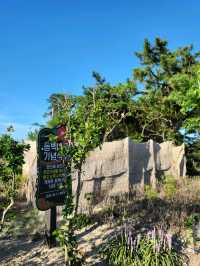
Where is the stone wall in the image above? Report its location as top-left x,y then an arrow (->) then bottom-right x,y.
129,139 -> 186,188
73,138 -> 129,211
23,138 -> 186,210
23,140 -> 37,206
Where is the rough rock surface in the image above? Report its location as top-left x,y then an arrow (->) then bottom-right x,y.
23,140 -> 37,206
23,138 -> 186,210
129,139 -> 186,188
73,138 -> 129,211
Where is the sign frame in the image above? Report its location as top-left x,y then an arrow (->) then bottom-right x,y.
36,126 -> 68,211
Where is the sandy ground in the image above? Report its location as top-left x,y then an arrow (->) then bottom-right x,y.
1,225 -> 200,266
0,237 -> 63,266
0,223 -> 112,266
0,202 -> 200,265
0,201 -> 112,265
188,254 -> 200,266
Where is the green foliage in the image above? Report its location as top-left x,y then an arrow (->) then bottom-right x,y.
133,38 -> 200,143
72,213 -> 92,230
0,129 -> 29,196
0,134 -> 29,175
47,73 -> 137,208
45,37 -> 200,263
133,39 -> 200,171
0,207 -> 45,239
53,222 -> 84,266
186,138 -> 200,175
45,38 -> 200,168
48,73 -> 136,264
100,226 -> 184,266
27,123 -> 45,141
144,185 -> 159,199
184,213 -> 200,229
0,128 -> 30,229
45,93 -> 69,120
184,213 -> 200,246
134,38 -> 200,94
168,65 -> 200,135
48,74 -> 136,154
53,170 -> 84,265
27,129 -> 39,141
162,175 -> 177,198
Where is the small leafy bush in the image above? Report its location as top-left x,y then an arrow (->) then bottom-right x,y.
144,185 -> 159,199
184,213 -> 200,229
72,213 -> 92,230
0,128 -> 30,230
100,225 -> 184,265
162,175 -> 177,198
53,223 -> 84,266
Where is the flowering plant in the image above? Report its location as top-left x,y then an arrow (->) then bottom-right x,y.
100,225 -> 184,265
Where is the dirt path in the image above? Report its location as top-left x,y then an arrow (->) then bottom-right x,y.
0,201 -> 109,265
0,201 -> 63,265
0,237 -> 63,266
0,223 -> 111,266
1,232 -> 200,266
0,202 -> 200,265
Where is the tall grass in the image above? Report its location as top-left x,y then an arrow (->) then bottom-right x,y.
100,225 -> 184,266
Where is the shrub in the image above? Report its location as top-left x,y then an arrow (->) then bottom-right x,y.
0,129 -> 30,230
72,213 -> 92,230
162,175 -> 177,198
144,185 -> 159,200
100,225 -> 184,266
184,214 -> 199,229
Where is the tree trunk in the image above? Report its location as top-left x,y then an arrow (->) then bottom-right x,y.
0,173 -> 16,231
74,162 -> 83,215
0,197 -> 14,231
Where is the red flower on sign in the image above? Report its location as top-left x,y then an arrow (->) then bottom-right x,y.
57,126 -> 67,141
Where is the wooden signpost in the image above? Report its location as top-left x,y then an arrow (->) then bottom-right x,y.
36,126 -> 69,247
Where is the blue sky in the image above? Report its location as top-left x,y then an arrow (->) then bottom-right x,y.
0,0 -> 200,140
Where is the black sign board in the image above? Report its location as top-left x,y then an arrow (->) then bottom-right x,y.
36,126 -> 69,211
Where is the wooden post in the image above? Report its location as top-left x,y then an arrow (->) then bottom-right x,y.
45,207 -> 57,248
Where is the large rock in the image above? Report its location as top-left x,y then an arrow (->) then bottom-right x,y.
23,141 -> 37,206
73,138 -> 129,211
23,138 -> 186,210
129,139 -> 186,188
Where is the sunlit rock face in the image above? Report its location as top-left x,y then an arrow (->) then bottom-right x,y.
75,138 -> 185,211
23,138 -> 186,211
73,138 -> 130,212
23,140 -> 37,207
